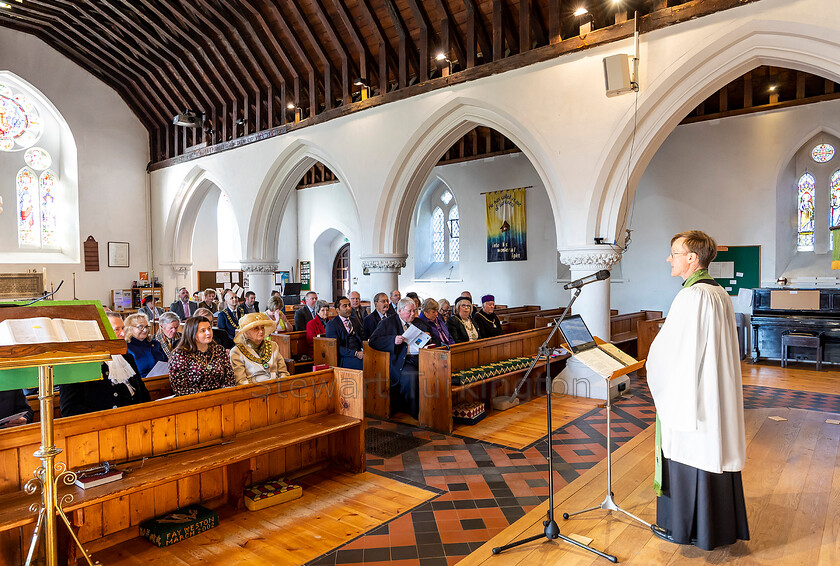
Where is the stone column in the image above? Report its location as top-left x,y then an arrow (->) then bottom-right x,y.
165,263 -> 192,301
360,254 -> 407,298
555,247 -> 623,400
241,261 -> 279,306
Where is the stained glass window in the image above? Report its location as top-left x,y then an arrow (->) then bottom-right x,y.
0,85 -> 41,152
39,170 -> 57,246
797,172 -> 815,251
440,190 -> 453,205
25,147 -> 51,170
812,144 -> 835,163
831,170 -> 840,229
17,167 -> 38,246
448,205 -> 460,262
432,206 -> 444,262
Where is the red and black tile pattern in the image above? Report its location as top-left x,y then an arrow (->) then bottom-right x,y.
306,376 -> 840,566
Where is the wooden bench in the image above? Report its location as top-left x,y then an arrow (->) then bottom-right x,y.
0,368 -> 364,564
314,338 -> 392,421
493,305 -> 540,316
418,327 -> 569,433
271,331 -> 312,374
609,310 -> 664,356
636,317 -> 665,376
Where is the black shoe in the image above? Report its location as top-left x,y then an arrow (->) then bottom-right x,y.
650,524 -> 696,546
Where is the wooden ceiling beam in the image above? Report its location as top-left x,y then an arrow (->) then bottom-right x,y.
355,0 -> 401,92
430,0 -> 467,68
145,0 -> 241,102
463,0 -> 493,64
284,0 -> 344,110
406,0 -> 442,83
382,0 -> 420,88
529,0 -> 547,47
20,1 -> 184,117
262,0 -> 319,114
498,0 -> 520,55
328,0 -> 380,87
56,0 -> 208,117
310,0 -> 360,105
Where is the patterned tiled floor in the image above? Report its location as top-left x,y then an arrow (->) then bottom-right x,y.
306,377 -> 840,566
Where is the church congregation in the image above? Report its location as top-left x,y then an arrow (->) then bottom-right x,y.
2,1 -> 838,564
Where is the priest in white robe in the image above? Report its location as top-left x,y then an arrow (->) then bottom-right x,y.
646,230 -> 749,550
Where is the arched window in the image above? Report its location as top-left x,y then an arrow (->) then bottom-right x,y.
797,172 -> 815,251
831,169 -> 840,229
448,205 -> 460,261
432,206 -> 445,262
39,170 -> 57,246
16,167 -> 37,246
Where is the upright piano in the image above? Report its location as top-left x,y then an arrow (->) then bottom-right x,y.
751,288 -> 840,364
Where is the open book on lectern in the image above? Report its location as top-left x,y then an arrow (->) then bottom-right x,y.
556,315 -> 638,378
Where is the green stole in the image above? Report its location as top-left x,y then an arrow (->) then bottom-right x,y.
653,268 -> 715,496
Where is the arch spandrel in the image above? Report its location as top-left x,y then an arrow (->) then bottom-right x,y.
592,19 -> 840,245
373,97 -> 566,257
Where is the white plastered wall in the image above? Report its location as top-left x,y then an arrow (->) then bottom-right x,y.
0,29 -> 149,303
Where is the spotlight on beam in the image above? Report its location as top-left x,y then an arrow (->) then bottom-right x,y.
172,109 -> 204,128
287,102 -> 296,110
353,77 -> 368,87
435,52 -> 447,61
573,7 -> 589,17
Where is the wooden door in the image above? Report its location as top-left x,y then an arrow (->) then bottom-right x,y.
332,243 -> 350,302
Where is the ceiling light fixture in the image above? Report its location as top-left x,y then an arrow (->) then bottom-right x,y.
573,7 -> 589,17
172,109 -> 204,128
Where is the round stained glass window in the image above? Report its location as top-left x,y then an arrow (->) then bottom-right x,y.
24,147 -> 52,170
812,143 -> 836,163
0,85 -> 41,151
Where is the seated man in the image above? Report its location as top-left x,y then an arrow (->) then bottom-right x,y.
59,312 -> 151,417
369,298 -> 431,419
325,296 -> 365,370
388,289 -> 401,315
363,292 -> 391,338
216,291 -> 245,342
0,389 -> 34,428
242,291 -> 260,314
294,291 -> 318,331
348,291 -> 368,328
170,287 -> 198,320
472,294 -> 503,338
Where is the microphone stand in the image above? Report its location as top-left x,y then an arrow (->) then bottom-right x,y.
492,287 -> 617,563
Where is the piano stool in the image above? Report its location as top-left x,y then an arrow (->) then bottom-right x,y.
781,331 -> 823,370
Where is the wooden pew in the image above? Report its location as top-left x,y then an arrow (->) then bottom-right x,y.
314,338 -> 391,421
0,368 -> 364,563
418,327 -> 569,433
609,310 -> 664,356
313,336 -> 338,368
636,317 -> 665,376
494,305 -> 541,316
271,331 -> 312,374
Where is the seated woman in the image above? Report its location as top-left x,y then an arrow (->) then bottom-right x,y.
437,298 -> 452,322
195,307 -> 234,351
154,311 -> 181,357
265,295 -> 293,332
60,313 -> 151,417
138,295 -> 164,323
305,300 -> 330,348
448,297 -> 481,343
124,313 -> 168,378
230,313 -> 290,384
168,316 -> 235,396
418,298 -> 454,347
198,288 -> 219,313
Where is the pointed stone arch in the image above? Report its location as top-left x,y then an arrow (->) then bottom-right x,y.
592,19 -> 840,244
373,97 -> 563,256
246,140 -> 360,262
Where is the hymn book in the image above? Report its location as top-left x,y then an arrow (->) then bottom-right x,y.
0,317 -> 104,346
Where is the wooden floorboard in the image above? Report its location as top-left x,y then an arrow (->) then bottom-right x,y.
453,393 -> 596,449
741,360 -> 840,395
459,407 -> 840,565
94,469 -> 436,565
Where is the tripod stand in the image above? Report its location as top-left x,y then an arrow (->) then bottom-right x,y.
492,289 -> 617,563
562,370 -> 650,528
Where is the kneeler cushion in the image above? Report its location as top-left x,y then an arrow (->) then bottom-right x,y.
244,478 -> 303,511
139,504 -> 219,547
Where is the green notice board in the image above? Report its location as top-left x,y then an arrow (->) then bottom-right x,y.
299,261 -> 311,291
709,245 -> 760,296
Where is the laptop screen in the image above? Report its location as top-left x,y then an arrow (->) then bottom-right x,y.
557,315 -> 597,353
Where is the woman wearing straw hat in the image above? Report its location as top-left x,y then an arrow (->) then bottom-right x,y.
230,312 -> 290,385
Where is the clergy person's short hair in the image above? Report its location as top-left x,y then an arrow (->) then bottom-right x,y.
671,230 -> 717,268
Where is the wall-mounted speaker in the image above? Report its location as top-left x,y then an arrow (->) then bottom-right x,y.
603,54 -> 634,98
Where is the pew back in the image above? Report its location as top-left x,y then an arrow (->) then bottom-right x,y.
636,317 -> 665,376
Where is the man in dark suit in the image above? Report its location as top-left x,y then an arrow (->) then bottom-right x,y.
216,291 -> 246,342
325,296 -> 365,370
387,289 -> 401,315
348,291 -> 368,328
169,287 -> 199,320
363,292 -> 391,339
294,291 -> 318,331
369,298 -> 431,419
0,389 -> 33,427
242,291 -> 260,314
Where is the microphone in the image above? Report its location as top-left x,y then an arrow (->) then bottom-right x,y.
564,270 -> 610,290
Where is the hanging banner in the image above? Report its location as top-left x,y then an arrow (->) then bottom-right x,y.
486,187 -> 527,262
299,261 -> 311,291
